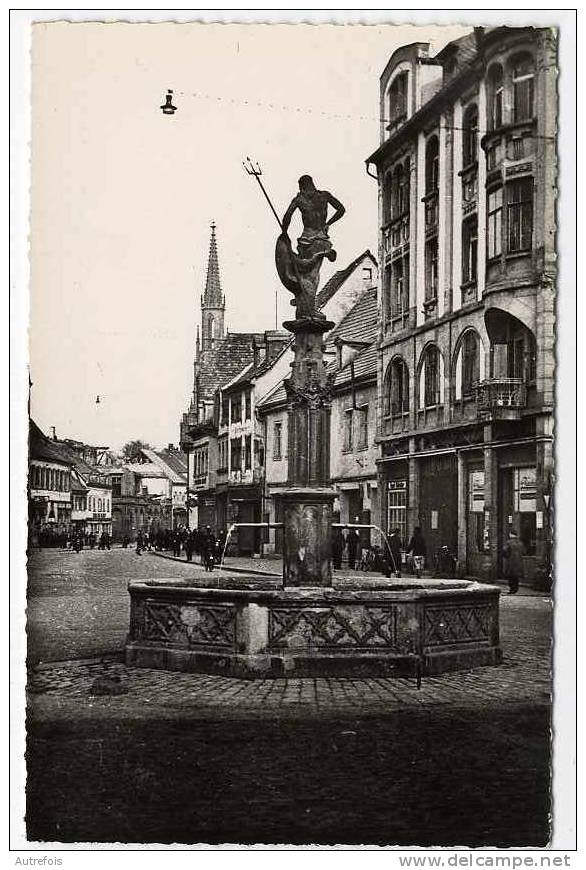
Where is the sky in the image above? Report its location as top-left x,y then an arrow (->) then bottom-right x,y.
29,21 -> 470,452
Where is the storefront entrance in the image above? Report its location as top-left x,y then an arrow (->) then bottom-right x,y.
419,454 -> 458,565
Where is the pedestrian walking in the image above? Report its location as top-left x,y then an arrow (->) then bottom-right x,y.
184,530 -> 194,562
347,520 -> 361,570
503,530 -> 525,594
406,526 -> 427,577
202,526 -> 216,571
136,530 -> 144,556
387,527 -> 403,576
332,528 -> 344,570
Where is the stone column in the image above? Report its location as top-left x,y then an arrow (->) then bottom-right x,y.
276,316 -> 337,588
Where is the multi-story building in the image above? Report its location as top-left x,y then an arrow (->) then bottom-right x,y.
51,435 -> 113,538
28,420 -> 72,540
366,27 -> 556,585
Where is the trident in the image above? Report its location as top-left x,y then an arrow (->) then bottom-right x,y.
242,157 -> 284,231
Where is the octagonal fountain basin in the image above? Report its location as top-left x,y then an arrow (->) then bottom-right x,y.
126,575 -> 502,679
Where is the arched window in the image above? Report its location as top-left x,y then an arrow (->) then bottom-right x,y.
384,358 -> 410,416
425,136 -> 439,194
418,345 -> 443,409
454,331 -> 480,400
462,104 -> 478,166
388,72 -> 408,128
487,64 -> 504,130
511,53 -> 535,122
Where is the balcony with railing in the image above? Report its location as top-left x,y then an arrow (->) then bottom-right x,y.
475,378 -> 527,420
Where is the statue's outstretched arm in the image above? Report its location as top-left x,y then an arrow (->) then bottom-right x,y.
325,192 -> 346,227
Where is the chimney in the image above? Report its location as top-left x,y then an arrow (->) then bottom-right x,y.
167,443 -> 174,451
51,426 -> 57,440
264,330 -> 290,364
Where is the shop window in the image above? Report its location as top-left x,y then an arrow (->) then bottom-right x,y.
462,104 -> 478,166
507,178 -> 533,253
468,470 -> 486,552
462,216 -> 478,285
511,53 -> 535,122
387,480 -> 407,545
487,64 -> 504,130
487,187 -> 503,259
513,467 -> 537,555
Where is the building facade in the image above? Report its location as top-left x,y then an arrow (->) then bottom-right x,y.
28,421 -> 72,541
366,27 -> 556,586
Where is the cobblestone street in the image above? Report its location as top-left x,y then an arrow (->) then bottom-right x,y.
26,548 -> 552,846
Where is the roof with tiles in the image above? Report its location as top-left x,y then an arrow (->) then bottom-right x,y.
29,420 -> 74,466
199,332 -> 264,395
315,250 -> 377,310
257,288 -> 378,412
156,448 -> 188,479
326,286 -> 378,346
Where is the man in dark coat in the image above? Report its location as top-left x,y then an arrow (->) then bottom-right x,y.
347,520 -> 361,570
332,529 -> 344,570
184,529 -> 194,562
503,531 -> 525,594
406,526 -> 427,577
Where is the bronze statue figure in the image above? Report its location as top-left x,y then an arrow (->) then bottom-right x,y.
275,175 -> 345,319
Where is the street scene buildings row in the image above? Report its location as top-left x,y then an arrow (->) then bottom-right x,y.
179,26 -> 555,588
29,422 -> 189,544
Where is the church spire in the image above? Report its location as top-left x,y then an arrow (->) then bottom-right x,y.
200,221 -> 225,352
203,221 -> 224,305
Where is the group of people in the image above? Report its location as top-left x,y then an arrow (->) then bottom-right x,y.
134,525 -> 226,570
36,528 -> 112,552
331,522 -> 429,578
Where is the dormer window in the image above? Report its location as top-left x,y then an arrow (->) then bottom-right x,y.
388,72 -> 408,129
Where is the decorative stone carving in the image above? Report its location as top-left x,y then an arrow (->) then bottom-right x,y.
423,604 -> 492,647
269,605 -> 399,650
141,600 -> 236,649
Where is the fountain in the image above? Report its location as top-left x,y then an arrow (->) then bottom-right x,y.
125,174 -> 501,678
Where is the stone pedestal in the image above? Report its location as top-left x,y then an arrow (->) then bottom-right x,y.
277,487 -> 336,587
278,315 -> 336,588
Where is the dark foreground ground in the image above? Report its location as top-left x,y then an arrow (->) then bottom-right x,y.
27,705 -> 550,847
25,548 -> 552,847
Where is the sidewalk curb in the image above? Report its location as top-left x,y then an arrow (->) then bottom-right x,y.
151,549 -> 280,578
